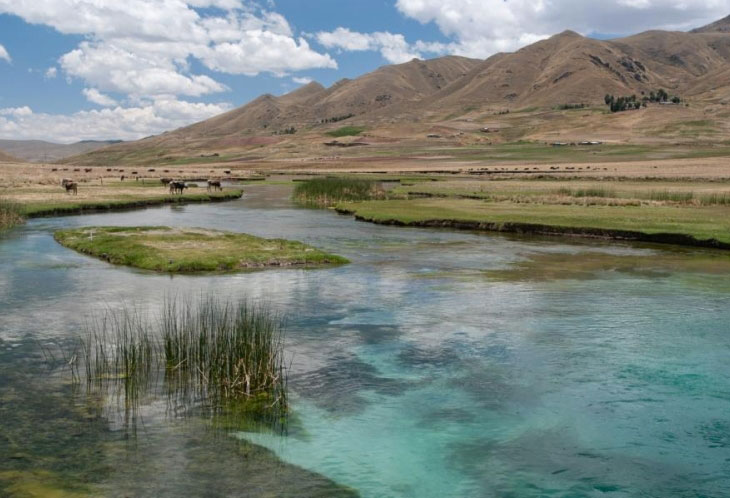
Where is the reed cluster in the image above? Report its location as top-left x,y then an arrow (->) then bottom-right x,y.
293,177 -> 386,207
74,296 -> 287,415
161,297 -> 286,404
646,190 -> 695,203
642,191 -> 730,205
698,192 -> 730,206
0,198 -> 24,230
554,187 -> 617,198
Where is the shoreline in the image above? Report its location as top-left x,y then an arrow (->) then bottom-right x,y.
23,190 -> 243,218
336,207 -> 730,251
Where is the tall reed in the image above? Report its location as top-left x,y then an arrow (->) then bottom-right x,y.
293,177 -> 385,207
161,296 -> 286,406
554,187 -> 617,198
0,198 -> 24,230
74,296 -> 287,417
698,192 -> 730,206
646,190 -> 695,203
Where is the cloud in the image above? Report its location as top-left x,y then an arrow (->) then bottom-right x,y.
316,28 -> 420,64
60,41 -> 229,97
292,76 -> 313,85
0,99 -> 232,143
0,0 -> 336,98
395,0 -> 730,58
82,88 -> 118,107
0,106 -> 33,117
0,44 -> 10,62
318,0 -> 730,63
45,67 -> 58,79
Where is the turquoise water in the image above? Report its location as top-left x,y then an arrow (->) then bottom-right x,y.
1,185 -> 729,497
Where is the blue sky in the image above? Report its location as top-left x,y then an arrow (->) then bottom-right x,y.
0,0 -> 728,143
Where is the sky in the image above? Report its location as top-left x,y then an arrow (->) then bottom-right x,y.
0,0 -> 728,143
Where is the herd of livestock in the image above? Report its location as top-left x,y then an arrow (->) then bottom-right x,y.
60,177 -> 224,196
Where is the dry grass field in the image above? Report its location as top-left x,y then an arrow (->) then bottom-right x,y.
0,162 -> 243,218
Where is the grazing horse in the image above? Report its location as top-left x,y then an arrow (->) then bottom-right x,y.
160,177 -> 172,185
169,181 -> 187,195
207,180 -> 222,192
62,179 -> 78,195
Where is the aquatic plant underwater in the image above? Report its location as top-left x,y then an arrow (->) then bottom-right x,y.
58,296 -> 288,432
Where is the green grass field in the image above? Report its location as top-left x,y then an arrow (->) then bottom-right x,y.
54,226 -> 349,272
326,126 -> 366,138
337,198 -> 730,246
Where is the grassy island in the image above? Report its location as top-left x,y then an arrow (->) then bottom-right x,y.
54,226 -> 349,272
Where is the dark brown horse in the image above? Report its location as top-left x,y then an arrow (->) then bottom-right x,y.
169,181 -> 187,195
207,180 -> 222,192
62,179 -> 78,195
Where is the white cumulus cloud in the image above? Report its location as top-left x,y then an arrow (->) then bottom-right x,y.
82,88 -> 118,107
0,106 -> 33,117
0,44 -> 10,62
395,0 -> 730,58
0,1 -> 337,98
0,0 -> 337,141
318,0 -> 730,63
316,28 -> 421,64
0,99 -> 232,143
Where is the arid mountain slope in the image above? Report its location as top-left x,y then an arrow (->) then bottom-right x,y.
423,28 -> 730,111
0,148 -> 22,162
691,15 -> 730,33
173,56 -> 480,139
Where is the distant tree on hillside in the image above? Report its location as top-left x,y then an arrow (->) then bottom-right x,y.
606,88 -> 680,112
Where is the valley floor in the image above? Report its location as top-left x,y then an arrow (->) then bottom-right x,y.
3,152 -> 730,250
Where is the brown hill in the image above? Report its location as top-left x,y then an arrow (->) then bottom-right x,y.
66,16 -> 730,165
421,27 -> 730,112
691,15 -> 730,33
0,139 -> 122,163
67,55 -> 480,164
0,148 -> 22,162
172,55 -> 479,138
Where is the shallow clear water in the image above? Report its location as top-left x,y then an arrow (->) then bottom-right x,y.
1,185 -> 729,497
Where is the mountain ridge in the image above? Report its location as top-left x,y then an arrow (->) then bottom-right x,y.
0,139 -> 123,163
63,15 -> 730,165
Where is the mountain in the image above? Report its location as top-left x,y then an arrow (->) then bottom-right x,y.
65,16 -> 730,165
691,15 -> 730,33
171,55 -> 479,138
0,139 -> 123,163
416,27 -> 730,112
0,148 -> 22,162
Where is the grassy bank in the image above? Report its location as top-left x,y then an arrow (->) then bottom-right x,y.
0,199 -> 24,231
23,189 -> 243,217
392,179 -> 730,205
54,226 -> 349,272
293,177 -> 386,207
337,198 -> 730,248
